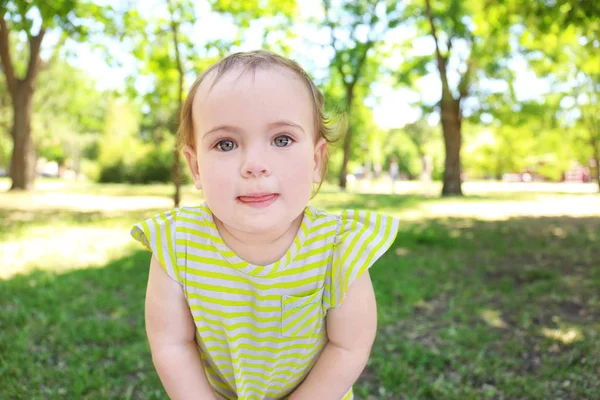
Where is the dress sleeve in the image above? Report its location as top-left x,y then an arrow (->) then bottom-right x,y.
325,210 -> 399,310
130,208 -> 181,283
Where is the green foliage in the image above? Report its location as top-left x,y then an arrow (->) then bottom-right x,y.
385,130 -> 421,177
2,0 -> 597,191
32,59 -> 107,166
494,0 -> 599,186
210,0 -> 297,24
97,99 -> 142,183
0,131 -> 11,170
95,99 -> 175,184
0,36 -> 107,168
325,146 -> 343,183
323,0 -> 403,99
94,98 -> 174,185
1,1 -> 118,58
135,139 -> 177,184
97,144 -> 174,185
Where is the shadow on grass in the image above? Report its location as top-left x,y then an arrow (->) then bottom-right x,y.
1,215 -> 599,399
0,251 -> 165,399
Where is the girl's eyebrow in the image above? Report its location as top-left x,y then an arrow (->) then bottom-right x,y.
203,125 -> 243,138
267,120 -> 305,134
203,120 -> 305,138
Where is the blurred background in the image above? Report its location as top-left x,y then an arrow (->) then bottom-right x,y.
0,0 -> 598,399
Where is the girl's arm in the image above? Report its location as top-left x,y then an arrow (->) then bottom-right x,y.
289,273 -> 378,400
145,255 -> 218,400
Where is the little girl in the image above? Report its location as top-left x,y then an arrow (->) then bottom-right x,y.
131,50 -> 399,400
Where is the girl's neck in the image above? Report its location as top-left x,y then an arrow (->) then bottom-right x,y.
214,212 -> 304,266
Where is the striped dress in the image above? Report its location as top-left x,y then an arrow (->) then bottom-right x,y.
131,203 -> 399,400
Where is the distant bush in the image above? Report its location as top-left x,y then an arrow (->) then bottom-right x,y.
97,145 -> 171,184
128,143 -> 174,184
98,159 -> 129,183
80,159 -> 101,182
95,135 -> 182,184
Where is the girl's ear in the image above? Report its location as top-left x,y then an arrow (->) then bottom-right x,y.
312,138 -> 328,184
182,145 -> 203,190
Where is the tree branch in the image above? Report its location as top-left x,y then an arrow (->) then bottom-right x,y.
424,0 -> 451,96
351,0 -> 387,89
0,16 -> 17,97
352,39 -> 374,88
323,0 -> 347,87
19,6 -> 31,41
41,31 -> 68,70
25,27 -> 46,84
458,57 -> 474,100
366,0 -> 381,42
322,0 -> 339,53
166,0 -> 184,113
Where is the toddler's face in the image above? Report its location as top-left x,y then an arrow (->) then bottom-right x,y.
183,66 -> 326,235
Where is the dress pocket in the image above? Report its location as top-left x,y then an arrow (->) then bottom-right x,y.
281,288 -> 324,338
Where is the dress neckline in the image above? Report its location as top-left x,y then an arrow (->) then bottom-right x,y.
197,202 -> 314,276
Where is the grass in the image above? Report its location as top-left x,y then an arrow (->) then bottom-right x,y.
1,179 -> 599,399
361,215 -> 599,399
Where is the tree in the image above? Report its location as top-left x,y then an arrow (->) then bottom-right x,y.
33,58 -> 107,175
122,1 -> 214,205
578,79 -> 600,190
512,0 -> 600,190
322,0 -> 403,189
166,0 -> 188,207
389,0 -> 516,195
0,1 -> 111,190
422,0 -> 469,195
420,0 -> 512,195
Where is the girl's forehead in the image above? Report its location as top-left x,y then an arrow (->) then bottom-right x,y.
194,66 -> 310,105
192,67 -> 315,123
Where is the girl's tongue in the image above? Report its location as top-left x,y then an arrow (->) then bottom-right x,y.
237,194 -> 279,208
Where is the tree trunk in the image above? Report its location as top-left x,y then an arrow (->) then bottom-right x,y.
440,94 -> 463,196
593,140 -> 599,193
168,0 -> 183,207
424,0 -> 464,197
338,85 -> 355,189
1,20 -> 45,191
9,84 -> 36,190
172,148 -> 182,206
338,124 -> 352,189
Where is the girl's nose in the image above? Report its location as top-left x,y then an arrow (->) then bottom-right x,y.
241,149 -> 271,178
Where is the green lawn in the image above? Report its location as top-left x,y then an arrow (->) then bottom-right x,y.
1,180 -> 599,399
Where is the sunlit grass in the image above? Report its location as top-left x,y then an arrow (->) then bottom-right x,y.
1,226 -> 136,279
541,326 -> 584,344
480,309 -> 508,329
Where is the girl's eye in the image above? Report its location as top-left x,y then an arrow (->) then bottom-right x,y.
274,135 -> 293,148
216,140 -> 236,152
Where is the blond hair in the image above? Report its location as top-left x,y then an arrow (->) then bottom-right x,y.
177,50 -> 337,187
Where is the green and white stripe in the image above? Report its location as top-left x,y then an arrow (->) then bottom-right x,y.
132,202 -> 399,400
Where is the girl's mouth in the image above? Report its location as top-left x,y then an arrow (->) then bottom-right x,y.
237,193 -> 279,208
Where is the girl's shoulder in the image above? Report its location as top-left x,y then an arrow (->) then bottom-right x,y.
130,203 -> 212,240
130,203 -> 213,283
313,206 -> 400,309
306,206 -> 399,242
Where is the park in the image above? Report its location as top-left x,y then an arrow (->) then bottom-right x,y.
1,0 -> 599,399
